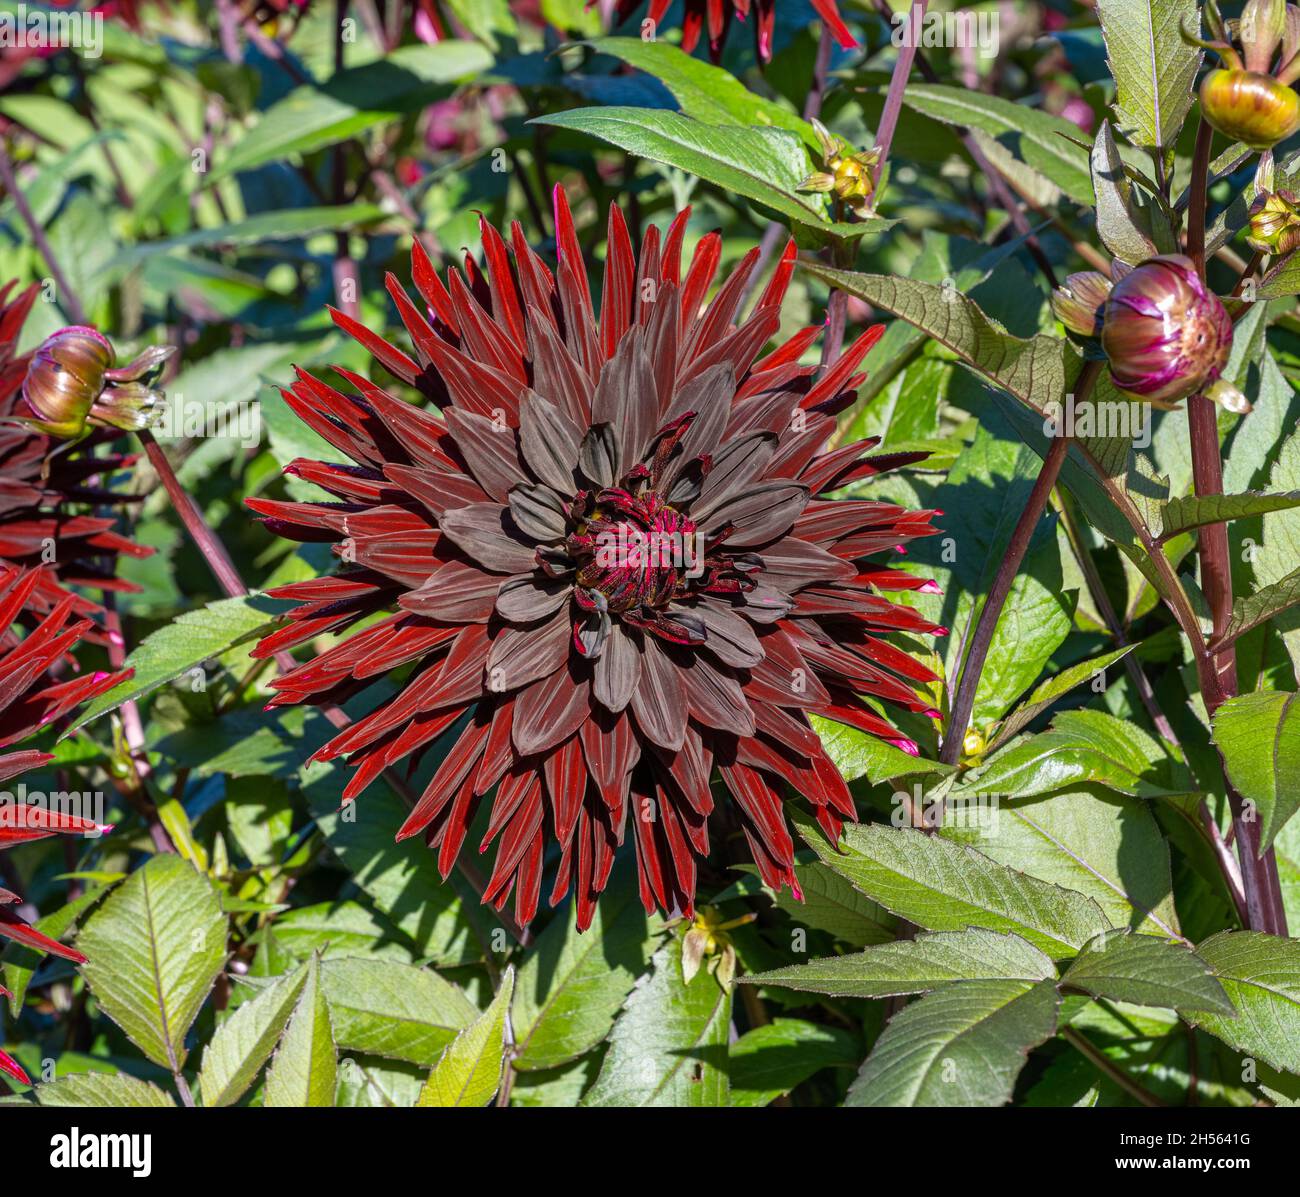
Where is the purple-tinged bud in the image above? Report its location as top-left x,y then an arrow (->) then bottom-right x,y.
1200,69 -> 1300,150
1248,188 -> 1300,254
1100,254 -> 1234,406
20,327 -> 173,439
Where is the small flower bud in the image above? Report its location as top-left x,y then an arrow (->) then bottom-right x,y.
21,327 -> 112,438
798,118 -> 882,219
1100,255 -> 1234,406
20,327 -> 173,439
1247,188 -> 1300,254
1051,271 -> 1114,338
1200,68 -> 1300,150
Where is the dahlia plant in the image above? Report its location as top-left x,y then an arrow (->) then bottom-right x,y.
5,0 -> 1300,1130
252,191 -> 942,928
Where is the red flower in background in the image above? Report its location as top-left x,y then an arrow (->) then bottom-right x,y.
613,0 -> 858,64
0,283 -> 151,641
0,568 -> 126,1088
251,189 -> 942,930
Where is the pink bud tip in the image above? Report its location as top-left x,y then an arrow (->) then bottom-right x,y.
92,671 -> 111,683
920,580 -> 942,595
937,627 -> 950,637
108,630 -> 124,646
94,824 -> 115,836
895,545 -> 907,554
889,738 -> 920,757
924,709 -> 942,719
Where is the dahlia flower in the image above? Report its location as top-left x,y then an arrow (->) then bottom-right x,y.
252,189 -> 942,929
0,282 -> 151,638
0,567 -> 126,1087
613,0 -> 857,65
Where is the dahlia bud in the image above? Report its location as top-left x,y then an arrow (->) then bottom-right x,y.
1200,69 -> 1300,150
799,118 -> 882,219
1099,255 -> 1234,407
21,327 -> 173,439
1248,188 -> 1300,254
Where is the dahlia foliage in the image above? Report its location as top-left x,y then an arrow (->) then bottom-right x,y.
254,189 -> 942,929
0,282 -> 150,638
0,567 -> 126,1086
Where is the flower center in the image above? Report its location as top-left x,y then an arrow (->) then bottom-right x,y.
572,489 -> 700,615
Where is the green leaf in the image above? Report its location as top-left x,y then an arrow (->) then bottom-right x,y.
35,1072 -> 177,1108
107,204 -> 387,270
320,957 -> 478,1068
802,264 -> 1071,418
901,84 -> 1093,203
197,960 -> 310,1107
742,928 -> 1057,999
1212,691 -> 1300,853
811,714 -> 952,785
990,645 -> 1137,749
303,763 -> 492,966
418,967 -> 514,1107
941,786 -> 1181,940
3,885 -> 114,1015
1259,247 -> 1300,299
586,38 -> 815,146
968,709 -> 1192,799
66,595 -> 290,732
1062,929 -> 1233,1014
1191,932 -> 1300,1075
77,855 -> 227,1071
795,815 -> 1111,956
264,901 -> 419,965
1096,0 -> 1200,149
1158,491 -> 1300,540
747,859 -> 898,947
1213,566 -> 1300,650
265,954 -> 338,1107
582,937 -> 731,1107
845,979 -> 1060,1106
531,108 -> 874,238
217,42 -> 491,179
1258,432 -> 1300,675
728,1019 -> 859,1107
1090,119 -> 1169,262
512,866 -> 662,1071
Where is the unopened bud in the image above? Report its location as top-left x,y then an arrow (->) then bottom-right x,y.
1247,189 -> 1300,254
1100,255 -> 1234,406
20,328 -> 173,439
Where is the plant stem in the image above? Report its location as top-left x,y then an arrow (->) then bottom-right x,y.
739,24 -> 836,316
939,366 -> 1098,764
1061,1026 -> 1166,1107
0,140 -> 90,325
872,0 -> 927,188
1184,119 -> 1288,935
1185,119 -> 1213,275
1055,495 -> 1249,921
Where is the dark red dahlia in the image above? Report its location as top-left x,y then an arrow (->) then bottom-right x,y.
613,0 -> 858,64
251,189 -> 942,930
0,283 -> 151,642
0,567 -> 127,1087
